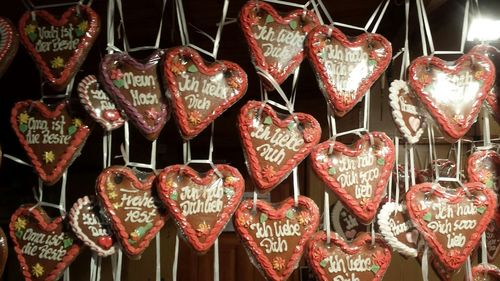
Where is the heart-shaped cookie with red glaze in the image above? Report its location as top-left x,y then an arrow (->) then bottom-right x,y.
10,100 -> 91,185
157,164 -> 244,253
306,26 -> 392,117
485,213 -> 500,263
163,47 -> 248,139
9,205 -> 82,281
0,17 -> 19,78
408,53 -> 494,141
331,201 -> 367,241
238,100 -> 321,192
472,264 -> 500,280
377,201 -> 419,257
100,50 -> 169,141
78,75 -> 125,131
234,196 -> 319,281
0,228 -> 7,278
96,166 -> 166,258
240,1 -> 319,90
468,150 -> 500,193
406,182 -> 497,270
19,6 -> 100,91
307,231 -> 391,281
69,196 -> 117,257
310,132 -> 394,224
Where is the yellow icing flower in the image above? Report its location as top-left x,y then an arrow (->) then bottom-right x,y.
25,24 -> 36,34
113,202 -> 122,209
106,179 -> 115,191
196,221 -> 210,237
108,191 -> 118,200
78,21 -> 88,32
51,56 -> 64,69
73,118 -> 82,128
32,263 -> 44,277
15,218 -> 27,231
43,151 -> 55,164
272,257 -> 286,271
18,112 -> 29,124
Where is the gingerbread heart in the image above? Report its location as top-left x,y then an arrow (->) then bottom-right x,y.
238,100 -> 321,192
306,26 -> 392,117
100,50 -> 169,141
406,182 -> 497,270
472,264 -> 500,280
470,45 -> 500,125
239,1 -> 319,90
19,6 -> 100,91
377,201 -> 419,257
389,80 -> 426,144
485,213 -> 500,263
0,228 -> 7,278
467,150 -> 500,193
163,47 -> 248,139
157,164 -> 244,253
69,196 -> 117,257
310,132 -> 394,224
233,196 -> 319,281
416,159 -> 457,184
408,53 -> 495,141
307,232 -> 391,281
9,205 -> 82,281
331,201 -> 367,241
96,166 -> 166,258
10,100 -> 91,185
0,17 -> 19,78
78,75 -> 125,131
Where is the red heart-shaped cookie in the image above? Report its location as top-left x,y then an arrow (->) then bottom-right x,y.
406,182 -> 497,270
306,26 -> 392,116
485,213 -> 500,263
310,132 -> 394,224
408,53 -> 494,141
163,46 -> 248,139
96,166 -> 166,258
9,205 -> 82,281
307,231 -> 391,281
473,263 -> 500,280
157,164 -> 244,253
100,50 -> 170,141
467,150 -> 500,193
78,75 -> 125,131
0,17 -> 19,78
0,228 -> 7,278
233,196 -> 319,281
69,196 -> 117,257
10,100 -> 91,185
240,1 -> 319,90
238,100 -> 321,192
18,6 -> 100,91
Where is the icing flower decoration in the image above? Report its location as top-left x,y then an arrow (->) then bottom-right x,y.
14,218 -> 27,232
272,257 -> 286,271
164,178 -> 175,189
453,114 -> 466,127
196,222 -> 211,237
262,165 -> 275,182
475,70 -> 486,80
106,179 -> 115,191
226,76 -> 240,90
419,73 -> 432,86
73,118 -> 82,128
296,211 -> 311,226
43,151 -> 55,164
188,111 -> 202,125
24,24 -> 37,35
238,212 -> 253,228
312,246 -> 327,262
171,58 -> 186,75
248,11 -> 260,25
224,176 -> 237,187
146,108 -> 161,123
78,21 -> 88,32
32,263 -> 45,277
302,127 -> 316,143
372,252 -> 386,267
110,69 -> 123,80
51,57 -> 65,69
18,112 -> 29,124
113,202 -> 122,209
108,191 -> 118,200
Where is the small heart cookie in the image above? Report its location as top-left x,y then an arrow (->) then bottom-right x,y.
467,150 -> 500,192
0,17 -> 19,78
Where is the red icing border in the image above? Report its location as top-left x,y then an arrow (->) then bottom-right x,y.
472,263 -> 500,280
0,17 -> 19,77
467,150 -> 500,188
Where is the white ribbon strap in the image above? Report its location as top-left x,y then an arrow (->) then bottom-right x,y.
292,167 -> 300,206
214,238 -> 220,281
156,233 -> 161,281
323,191 -> 331,244
422,245 -> 429,281
172,235 -> 179,281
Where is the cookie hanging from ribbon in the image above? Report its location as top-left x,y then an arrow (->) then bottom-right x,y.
234,196 -> 319,281
96,166 -> 166,258
0,228 -> 7,278
307,232 -> 392,281
10,100 -> 91,185
0,17 -> 19,78
406,182 -> 497,270
78,75 -> 125,131
239,1 -> 319,90
157,164 -> 244,253
163,46 -> 248,139
467,150 -> 500,193
238,100 -> 321,193
472,263 -> 500,280
18,5 -> 100,91
416,159 -> 457,184
100,50 -> 169,141
9,205 -> 82,281
408,53 -> 494,141
331,201 -> 367,241
310,132 -> 394,224
306,26 -> 392,117
485,213 -> 500,263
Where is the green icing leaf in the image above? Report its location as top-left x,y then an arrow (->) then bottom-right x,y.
113,79 -> 125,88
477,206 -> 486,214
320,259 -> 328,268
287,122 -> 296,131
19,123 -> 28,133
68,126 -> 77,135
28,32 -> 37,42
263,116 -> 273,125
423,213 -> 432,222
171,191 -> 178,201
75,29 -> 85,37
486,179 -> 494,189
265,15 -> 274,24
321,50 -> 327,60
224,187 -> 234,198
63,237 -> 73,248
371,264 -> 381,274
328,167 -> 336,176
285,209 -> 294,219
260,213 -> 268,223
15,230 -> 24,238
187,65 -> 198,73
289,20 -> 298,30
368,59 -> 377,66
377,158 -> 385,165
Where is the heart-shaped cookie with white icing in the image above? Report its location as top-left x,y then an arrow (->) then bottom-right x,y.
19,6 -> 100,91
157,164 -> 244,253
11,100 -> 91,185
406,182 -> 497,270
238,100 -> 321,192
306,26 -> 392,117
9,205 -> 82,281
240,1 -> 319,90
163,46 -> 247,139
100,50 -> 169,141
310,132 -> 394,224
307,231 -> 391,281
408,53 -> 494,141
472,263 -> 500,280
96,166 -> 166,258
78,75 -> 125,131
234,196 -> 319,281
0,17 -> 19,78
69,196 -> 117,257
467,150 -> 500,193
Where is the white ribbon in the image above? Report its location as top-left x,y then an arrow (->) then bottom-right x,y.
292,167 -> 300,206
156,233 -> 161,281
120,122 -> 157,171
172,235 -> 179,281
323,191 -> 331,244
214,239 -> 219,281
422,245 -> 429,281
3,154 -> 32,167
